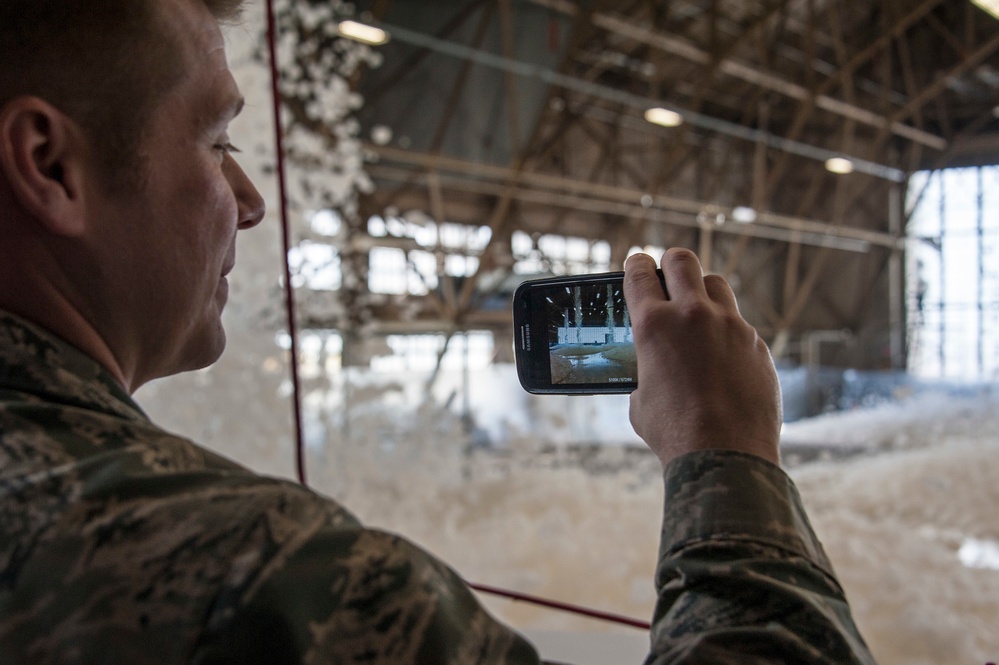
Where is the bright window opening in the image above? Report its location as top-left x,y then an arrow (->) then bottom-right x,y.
906,166 -> 999,379
369,333 -> 495,374
512,230 -> 612,275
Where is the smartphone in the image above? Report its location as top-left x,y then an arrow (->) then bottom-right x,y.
512,270 -> 666,394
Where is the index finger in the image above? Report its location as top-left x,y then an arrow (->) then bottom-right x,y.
659,247 -> 708,304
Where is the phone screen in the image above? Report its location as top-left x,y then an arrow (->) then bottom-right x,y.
543,280 -> 636,385
513,271 -> 663,394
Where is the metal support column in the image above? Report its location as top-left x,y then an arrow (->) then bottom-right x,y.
889,183 -> 905,369
938,171 -> 946,376
977,167 -> 985,377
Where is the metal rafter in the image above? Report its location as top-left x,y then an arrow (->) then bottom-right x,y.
536,0 -> 946,148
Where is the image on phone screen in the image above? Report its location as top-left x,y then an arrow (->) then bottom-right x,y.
514,271 -> 658,394
543,282 -> 636,386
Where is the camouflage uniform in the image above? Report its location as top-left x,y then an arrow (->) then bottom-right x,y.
0,310 -> 874,664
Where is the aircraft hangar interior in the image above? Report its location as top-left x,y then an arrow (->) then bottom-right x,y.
135,2 -> 999,662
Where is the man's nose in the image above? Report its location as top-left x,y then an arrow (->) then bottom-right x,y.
227,156 -> 266,230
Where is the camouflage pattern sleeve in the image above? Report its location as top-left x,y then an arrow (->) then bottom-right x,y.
645,450 -> 877,664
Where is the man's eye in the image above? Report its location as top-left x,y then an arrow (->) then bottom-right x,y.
215,142 -> 241,154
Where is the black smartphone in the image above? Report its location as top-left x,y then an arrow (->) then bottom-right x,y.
512,270 -> 666,394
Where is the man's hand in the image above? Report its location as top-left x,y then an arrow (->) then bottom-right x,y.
623,249 -> 782,467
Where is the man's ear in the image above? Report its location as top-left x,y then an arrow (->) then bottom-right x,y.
0,96 -> 91,237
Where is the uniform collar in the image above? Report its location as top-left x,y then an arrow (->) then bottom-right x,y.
0,309 -> 148,423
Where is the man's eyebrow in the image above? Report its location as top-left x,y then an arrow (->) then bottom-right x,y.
201,94 -> 244,135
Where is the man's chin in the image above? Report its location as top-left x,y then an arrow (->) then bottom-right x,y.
130,315 -> 228,391
169,323 -> 228,379
195,326 -> 228,370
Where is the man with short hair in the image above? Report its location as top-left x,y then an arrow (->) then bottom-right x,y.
0,1 -> 875,663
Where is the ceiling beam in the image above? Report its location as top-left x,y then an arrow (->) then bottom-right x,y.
889,29 -> 999,131
374,19 -> 907,181
525,2 -> 947,150
367,145 -> 902,249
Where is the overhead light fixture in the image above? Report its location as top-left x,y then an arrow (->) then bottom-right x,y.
644,107 -> 683,127
825,157 -> 855,175
337,20 -> 390,46
971,0 -> 999,20
732,206 -> 757,223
